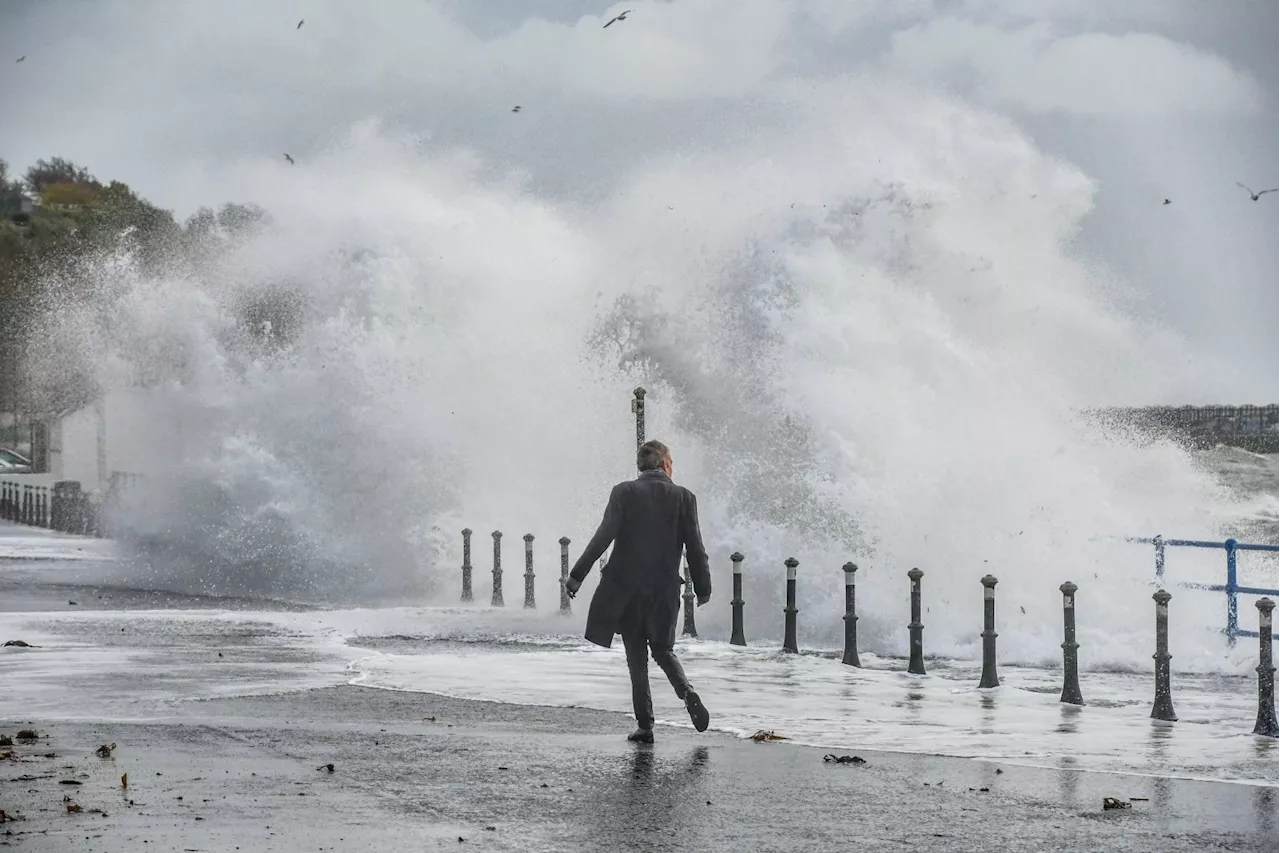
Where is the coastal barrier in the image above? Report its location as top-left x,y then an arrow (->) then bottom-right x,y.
450,525 -> 1279,739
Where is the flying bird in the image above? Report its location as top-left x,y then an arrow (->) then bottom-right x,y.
511,105 -> 521,113
283,153 -> 295,165
1236,182 -> 1277,202
603,9 -> 633,28
296,19 -> 305,29
16,56 -> 25,63
1162,199 -> 1172,205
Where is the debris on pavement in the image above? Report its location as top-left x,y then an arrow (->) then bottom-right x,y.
749,730 -> 789,742
95,743 -> 117,758
823,754 -> 866,764
1103,798 -> 1132,810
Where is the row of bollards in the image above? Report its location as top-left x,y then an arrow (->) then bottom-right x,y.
455,530 -> 1278,738
459,528 -> 574,615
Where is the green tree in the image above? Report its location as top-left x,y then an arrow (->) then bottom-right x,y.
24,157 -> 95,193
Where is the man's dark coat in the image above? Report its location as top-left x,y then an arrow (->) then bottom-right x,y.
568,469 -> 711,648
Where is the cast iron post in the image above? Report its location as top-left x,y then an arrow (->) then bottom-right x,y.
632,387 -> 646,450
783,557 -> 799,654
682,561 -> 698,638
1254,598 -> 1277,738
1150,589 -> 1177,722
523,533 -> 536,609
1059,581 -> 1084,705
491,530 -> 504,607
978,574 -> 1000,688
730,552 -> 746,646
460,528 -> 474,602
907,567 -> 926,675
559,537 -> 572,615
842,562 -> 861,667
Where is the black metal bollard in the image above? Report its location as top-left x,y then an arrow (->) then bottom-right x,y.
1150,589 -> 1177,722
682,562 -> 698,638
1254,598 -> 1277,738
559,537 -> 572,615
782,557 -> 799,654
1059,581 -> 1084,705
842,562 -> 861,667
460,528 -> 474,602
907,567 -> 926,675
523,534 -> 536,609
632,386 -> 646,450
491,530 -> 504,607
978,575 -> 1000,688
729,552 -> 746,646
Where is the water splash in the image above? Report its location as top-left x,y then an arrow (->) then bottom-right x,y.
20,87 -> 1270,666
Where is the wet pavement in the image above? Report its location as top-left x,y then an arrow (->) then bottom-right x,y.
2,686 -> 1276,852
1,519 -> 1277,851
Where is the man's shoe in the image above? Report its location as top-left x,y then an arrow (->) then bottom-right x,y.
684,690 -> 710,732
627,727 -> 654,743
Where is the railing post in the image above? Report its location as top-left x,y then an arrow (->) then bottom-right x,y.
21,484 -> 30,525
682,562 -> 698,638
1153,534 -> 1165,581
491,530 -> 504,607
783,557 -> 799,654
559,537 -> 572,615
841,562 -> 860,667
523,534 -> 536,609
1,482 -> 9,520
1151,589 -> 1177,722
1254,598 -> 1277,738
1225,539 -> 1239,646
729,552 -> 746,646
1059,582 -> 1084,705
632,387 -> 646,450
907,568 -> 926,675
460,528 -> 473,602
978,575 -> 1000,688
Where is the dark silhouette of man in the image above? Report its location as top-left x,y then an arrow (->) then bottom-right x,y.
565,440 -> 711,741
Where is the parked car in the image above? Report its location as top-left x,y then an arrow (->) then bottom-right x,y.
0,447 -> 33,474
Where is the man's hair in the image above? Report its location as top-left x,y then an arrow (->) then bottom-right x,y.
637,440 -> 671,472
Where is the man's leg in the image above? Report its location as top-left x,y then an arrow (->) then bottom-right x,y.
646,593 -> 710,733
620,604 -> 654,734
648,641 -> 690,700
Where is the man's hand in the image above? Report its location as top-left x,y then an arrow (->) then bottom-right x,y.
697,594 -> 710,607
565,577 -> 581,599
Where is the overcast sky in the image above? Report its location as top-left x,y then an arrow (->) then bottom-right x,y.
0,0 -> 1275,402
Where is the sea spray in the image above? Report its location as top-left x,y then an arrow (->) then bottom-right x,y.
18,84 -> 1267,667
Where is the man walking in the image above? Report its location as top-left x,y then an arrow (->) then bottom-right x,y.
565,440 -> 712,742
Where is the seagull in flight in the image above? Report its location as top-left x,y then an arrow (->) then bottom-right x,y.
1236,182 -> 1277,202
1162,198 -> 1172,205
16,56 -> 25,63
511,105 -> 521,113
283,153 -> 295,165
297,19 -> 305,29
603,9 -> 633,28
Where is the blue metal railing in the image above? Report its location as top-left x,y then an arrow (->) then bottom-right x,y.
1127,535 -> 1279,644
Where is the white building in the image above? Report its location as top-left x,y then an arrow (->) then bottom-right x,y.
43,388 -> 184,493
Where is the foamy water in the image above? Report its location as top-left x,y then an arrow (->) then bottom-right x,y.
1,587 -> 1274,786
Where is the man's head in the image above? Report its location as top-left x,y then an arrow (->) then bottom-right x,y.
636,440 -> 673,476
